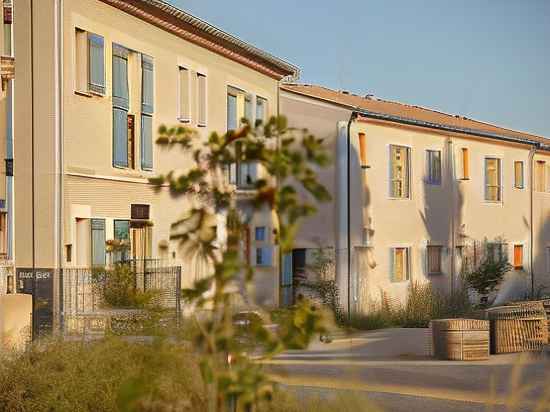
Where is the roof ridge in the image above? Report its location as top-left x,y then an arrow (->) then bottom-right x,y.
281,83 -> 548,141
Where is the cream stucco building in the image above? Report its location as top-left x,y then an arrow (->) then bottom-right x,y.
281,84 -> 550,313
13,0 -> 297,333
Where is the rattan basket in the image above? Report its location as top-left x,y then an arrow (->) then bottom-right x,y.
431,318 -> 490,361
488,303 -> 548,354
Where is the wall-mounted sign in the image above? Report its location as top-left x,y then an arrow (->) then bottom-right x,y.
131,204 -> 150,220
5,158 -> 13,176
16,268 -> 54,339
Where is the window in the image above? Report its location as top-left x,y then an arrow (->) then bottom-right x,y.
88,33 -> 105,94
75,29 -> 105,94
513,245 -> 523,270
197,73 -> 207,126
65,244 -> 72,263
0,211 -> 7,258
535,161 -> 546,192
514,161 -> 524,189
427,245 -> 442,275
484,157 -> 502,202
178,67 -> 190,121
461,148 -> 470,179
255,246 -> 273,266
358,132 -> 367,167
245,95 -> 253,124
486,242 -> 506,263
426,150 -> 442,185
141,55 -> 154,171
255,226 -> 266,241
127,114 -> 135,169
227,92 -> 238,132
256,96 -> 267,124
389,145 -> 410,198
91,219 -> 106,267
391,247 -> 410,282
114,220 -> 130,262
112,44 -> 129,168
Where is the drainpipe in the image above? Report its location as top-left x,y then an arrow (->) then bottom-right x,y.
448,138 -> 456,295
529,146 -> 536,297
346,111 -> 358,318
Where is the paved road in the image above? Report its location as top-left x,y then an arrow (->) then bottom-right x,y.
263,328 -> 550,412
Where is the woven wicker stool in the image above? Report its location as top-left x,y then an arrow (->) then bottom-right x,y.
488,303 -> 548,354
431,319 -> 489,360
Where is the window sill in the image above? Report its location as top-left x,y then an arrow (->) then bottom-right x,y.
74,90 -> 93,98
177,118 -> 191,124
197,123 -> 207,128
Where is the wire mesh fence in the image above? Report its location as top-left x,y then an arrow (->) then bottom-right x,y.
61,260 -> 181,336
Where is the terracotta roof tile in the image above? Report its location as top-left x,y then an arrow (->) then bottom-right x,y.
281,83 -> 549,146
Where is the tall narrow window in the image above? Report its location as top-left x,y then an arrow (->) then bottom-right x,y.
389,145 -> 410,198
427,245 -> 442,274
75,29 -> 104,94
112,44 -> 129,168
227,92 -> 238,132
514,161 -> 524,189
513,245 -> 523,270
114,220 -> 130,262
88,33 -> 105,94
197,73 -> 207,126
461,148 -> 470,179
244,95 -> 253,124
178,67 -> 190,121
391,247 -> 410,282
426,150 -> 442,185
127,114 -> 135,169
75,28 -> 88,92
255,226 -> 266,241
141,55 -> 154,170
256,96 -> 267,124
535,160 -> 546,192
255,246 -> 273,266
91,219 -> 106,267
484,157 -> 502,202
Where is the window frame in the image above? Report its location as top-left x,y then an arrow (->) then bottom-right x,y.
390,246 -> 411,283
426,245 -> 443,275
425,149 -> 442,186
74,28 -> 105,96
388,144 -> 411,200
513,244 -> 524,270
484,156 -> 503,203
196,72 -> 208,127
177,66 -> 191,123
256,96 -> 268,125
514,161 -> 524,189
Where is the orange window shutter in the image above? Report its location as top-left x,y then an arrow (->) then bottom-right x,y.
514,245 -> 523,268
358,132 -> 367,167
462,148 -> 469,179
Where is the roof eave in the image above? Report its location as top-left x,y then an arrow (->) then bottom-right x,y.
98,0 -> 299,80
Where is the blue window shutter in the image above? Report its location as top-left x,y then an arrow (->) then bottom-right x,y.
141,114 -> 153,170
113,108 -> 128,167
141,55 -> 154,114
227,93 -> 237,131
112,45 -> 129,109
88,33 -> 104,94
282,252 -> 293,286
91,219 -> 106,267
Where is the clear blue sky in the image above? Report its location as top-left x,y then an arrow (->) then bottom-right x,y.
169,0 -> 550,137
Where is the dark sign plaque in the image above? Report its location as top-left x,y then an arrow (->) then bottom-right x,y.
131,204 -> 150,220
16,268 -> 54,339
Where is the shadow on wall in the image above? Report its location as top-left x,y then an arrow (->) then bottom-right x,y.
532,213 -> 550,298
419,140 -> 464,296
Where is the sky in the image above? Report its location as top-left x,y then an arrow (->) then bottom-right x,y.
168,0 -> 550,137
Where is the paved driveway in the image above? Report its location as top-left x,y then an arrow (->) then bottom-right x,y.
263,328 -> 550,412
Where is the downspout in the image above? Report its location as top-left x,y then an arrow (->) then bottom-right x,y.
529,146 -> 536,297
55,0 -> 64,331
30,0 -> 36,339
346,111 -> 358,317
448,138 -> 456,295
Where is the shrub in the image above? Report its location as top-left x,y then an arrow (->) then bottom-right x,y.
464,258 -> 512,305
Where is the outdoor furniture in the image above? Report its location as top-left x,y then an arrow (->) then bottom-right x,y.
488,303 -> 548,354
431,318 -> 489,361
